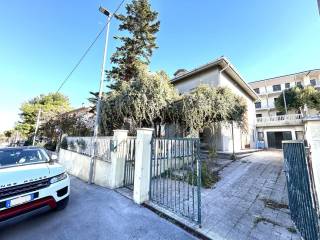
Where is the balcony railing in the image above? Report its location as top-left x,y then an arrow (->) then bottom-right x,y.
256,114 -> 303,126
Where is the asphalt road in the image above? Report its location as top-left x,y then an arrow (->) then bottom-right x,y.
0,177 -> 195,240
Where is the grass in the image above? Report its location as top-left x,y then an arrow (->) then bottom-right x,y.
261,198 -> 288,210
187,161 -> 220,189
254,216 -> 297,234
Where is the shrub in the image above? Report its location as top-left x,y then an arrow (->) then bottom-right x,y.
60,137 -> 68,150
76,139 -> 87,151
68,140 -> 76,151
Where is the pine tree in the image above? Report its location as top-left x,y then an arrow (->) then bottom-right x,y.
108,0 -> 160,88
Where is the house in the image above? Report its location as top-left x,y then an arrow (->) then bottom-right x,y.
170,57 -> 259,153
248,69 -> 320,148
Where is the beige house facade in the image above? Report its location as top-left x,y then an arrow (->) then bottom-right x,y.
249,69 -> 320,148
170,57 -> 259,153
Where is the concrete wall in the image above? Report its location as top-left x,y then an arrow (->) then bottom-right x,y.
173,68 -> 220,94
305,119 -> 320,209
59,148 -> 113,188
219,71 -> 257,151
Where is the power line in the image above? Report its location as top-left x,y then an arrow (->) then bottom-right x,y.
56,0 -> 126,93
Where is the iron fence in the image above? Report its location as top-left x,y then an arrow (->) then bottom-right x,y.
123,137 -> 136,189
283,141 -> 320,240
66,136 -> 113,161
149,138 -> 202,225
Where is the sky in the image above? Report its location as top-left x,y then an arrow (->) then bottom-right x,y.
0,0 -> 319,133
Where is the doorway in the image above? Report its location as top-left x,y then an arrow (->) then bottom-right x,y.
267,131 -> 292,149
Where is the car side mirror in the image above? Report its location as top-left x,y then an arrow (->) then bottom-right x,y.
51,154 -> 58,162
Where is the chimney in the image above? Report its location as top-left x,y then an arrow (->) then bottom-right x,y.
174,69 -> 188,77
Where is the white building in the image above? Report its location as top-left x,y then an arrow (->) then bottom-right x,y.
249,69 -> 320,148
170,57 -> 259,153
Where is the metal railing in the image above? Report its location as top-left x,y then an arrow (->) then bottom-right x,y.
149,138 -> 202,225
257,114 -> 303,125
123,137 -> 136,189
66,136 -> 113,161
283,141 -> 320,240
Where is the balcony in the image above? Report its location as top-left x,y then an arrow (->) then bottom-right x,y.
256,114 -> 303,127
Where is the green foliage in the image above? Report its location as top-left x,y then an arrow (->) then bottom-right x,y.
76,139 -> 87,151
60,137 -> 68,150
15,93 -> 71,137
41,113 -> 93,140
44,141 -> 57,151
101,64 -> 179,133
168,85 -> 248,133
275,86 -> 320,112
187,161 -> 220,189
108,0 -> 160,87
4,130 -> 13,138
68,140 -> 76,151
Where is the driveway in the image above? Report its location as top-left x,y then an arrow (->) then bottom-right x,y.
0,177 -> 195,240
200,150 -> 300,240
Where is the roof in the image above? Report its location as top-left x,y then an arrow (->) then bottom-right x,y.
171,57 -> 259,101
249,68 -> 320,84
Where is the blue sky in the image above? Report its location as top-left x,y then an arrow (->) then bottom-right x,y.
0,0 -> 319,132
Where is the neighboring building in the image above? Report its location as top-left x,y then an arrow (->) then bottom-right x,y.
249,69 -> 320,148
170,57 -> 259,153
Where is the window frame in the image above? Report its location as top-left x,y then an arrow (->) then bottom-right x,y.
272,84 -> 281,92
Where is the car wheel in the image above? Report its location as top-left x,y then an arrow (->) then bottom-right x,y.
55,196 -> 69,211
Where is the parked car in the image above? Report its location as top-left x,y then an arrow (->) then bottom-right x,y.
0,147 -> 70,221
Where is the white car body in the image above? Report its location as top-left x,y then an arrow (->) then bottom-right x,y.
0,148 -> 70,221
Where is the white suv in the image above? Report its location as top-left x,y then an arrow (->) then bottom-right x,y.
0,147 -> 70,221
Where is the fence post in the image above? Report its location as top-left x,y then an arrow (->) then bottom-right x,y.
110,129 -> 128,189
133,128 -> 154,204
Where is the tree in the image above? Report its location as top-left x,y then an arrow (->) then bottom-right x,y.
15,93 -> 72,137
168,85 -> 247,135
108,0 -> 160,88
4,130 -> 13,139
275,86 -> 320,113
101,64 -> 178,134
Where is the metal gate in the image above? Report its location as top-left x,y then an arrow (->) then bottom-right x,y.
123,138 -> 136,189
149,138 -> 202,225
283,141 -> 320,240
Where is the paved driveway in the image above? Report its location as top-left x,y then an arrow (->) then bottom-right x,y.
200,150 -> 300,240
0,177 -> 195,240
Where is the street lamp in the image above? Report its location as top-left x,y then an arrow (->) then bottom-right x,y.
89,6 -> 112,184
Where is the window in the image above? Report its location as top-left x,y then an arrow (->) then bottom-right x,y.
310,79 -> 317,86
274,97 -> 278,103
295,81 -> 302,87
255,102 -> 261,109
254,88 -> 260,94
285,83 -> 290,89
256,114 -> 262,118
276,112 -> 284,116
272,84 -> 281,92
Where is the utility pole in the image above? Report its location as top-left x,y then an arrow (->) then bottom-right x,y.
282,89 -> 288,114
89,6 -> 111,184
32,109 -> 41,146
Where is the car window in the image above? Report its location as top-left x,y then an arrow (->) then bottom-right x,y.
0,149 -> 49,168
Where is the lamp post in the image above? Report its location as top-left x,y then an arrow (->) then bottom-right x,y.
32,109 -> 41,146
89,6 -> 111,184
